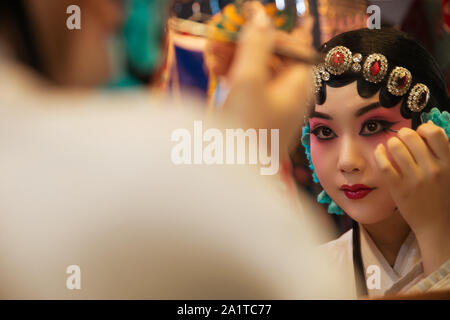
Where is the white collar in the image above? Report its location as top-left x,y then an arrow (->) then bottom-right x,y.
359,224 -> 422,296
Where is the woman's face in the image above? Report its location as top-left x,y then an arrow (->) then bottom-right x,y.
309,82 -> 411,224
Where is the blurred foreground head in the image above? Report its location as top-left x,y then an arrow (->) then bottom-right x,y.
0,1 -> 352,299
0,0 -> 124,86
0,93 -> 352,299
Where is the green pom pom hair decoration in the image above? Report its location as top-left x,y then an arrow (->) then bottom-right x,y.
421,107 -> 450,138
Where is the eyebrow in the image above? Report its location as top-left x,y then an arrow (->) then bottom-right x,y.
310,102 -> 382,120
309,111 -> 333,120
354,102 -> 381,117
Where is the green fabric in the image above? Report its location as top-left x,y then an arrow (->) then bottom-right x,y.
122,0 -> 167,73
105,0 -> 167,89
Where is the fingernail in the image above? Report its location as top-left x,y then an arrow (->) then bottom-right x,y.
376,143 -> 384,152
251,8 -> 270,29
374,148 -> 383,163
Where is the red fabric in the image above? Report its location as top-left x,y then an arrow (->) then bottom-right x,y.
444,0 -> 450,32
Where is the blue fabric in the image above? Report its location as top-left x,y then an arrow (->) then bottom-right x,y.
174,46 -> 209,97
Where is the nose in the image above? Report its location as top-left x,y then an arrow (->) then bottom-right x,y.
337,136 -> 366,174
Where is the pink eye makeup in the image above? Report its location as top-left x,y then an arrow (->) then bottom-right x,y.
311,125 -> 337,140
308,118 -> 329,130
308,102 -> 412,142
359,119 -> 399,136
309,118 -> 337,141
310,119 -> 398,141
308,117 -> 400,141
357,107 -> 405,128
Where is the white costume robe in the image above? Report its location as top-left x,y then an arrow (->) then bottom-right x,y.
322,224 -> 450,298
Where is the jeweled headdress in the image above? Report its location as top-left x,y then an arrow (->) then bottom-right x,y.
313,45 -> 430,113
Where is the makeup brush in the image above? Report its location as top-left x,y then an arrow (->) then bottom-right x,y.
169,18 -> 324,65
385,128 -> 398,133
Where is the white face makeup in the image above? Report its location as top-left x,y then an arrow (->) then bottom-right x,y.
309,82 -> 412,224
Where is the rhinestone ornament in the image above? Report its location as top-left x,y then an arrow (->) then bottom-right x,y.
325,46 -> 353,75
314,46 -> 432,108
353,53 -> 362,63
313,66 -> 323,94
387,67 -> 412,96
362,53 -> 388,83
407,83 -> 430,112
321,71 -> 330,81
351,63 -> 361,72
351,53 -> 362,72
313,64 -> 332,94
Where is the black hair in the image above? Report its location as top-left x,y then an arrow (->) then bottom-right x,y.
0,1 -> 44,75
315,28 -> 450,129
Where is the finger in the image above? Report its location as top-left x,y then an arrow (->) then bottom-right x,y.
417,121 -> 450,161
229,7 -> 275,86
268,55 -> 286,77
374,143 -> 401,186
205,40 -> 236,76
387,137 -> 419,178
397,127 -> 436,172
291,15 -> 314,46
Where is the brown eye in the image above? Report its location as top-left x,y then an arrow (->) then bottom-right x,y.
311,126 -> 337,140
366,121 -> 380,132
322,127 -> 333,136
360,120 -> 397,136
361,121 -> 383,135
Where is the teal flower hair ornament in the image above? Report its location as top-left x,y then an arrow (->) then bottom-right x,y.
421,107 -> 450,138
301,124 -> 345,215
301,107 -> 449,216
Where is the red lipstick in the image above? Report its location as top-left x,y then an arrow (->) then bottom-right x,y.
340,184 -> 374,200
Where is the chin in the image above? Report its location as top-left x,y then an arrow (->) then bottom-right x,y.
344,206 -> 395,225
330,190 -> 397,225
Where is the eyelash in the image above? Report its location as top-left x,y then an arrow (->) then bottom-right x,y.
311,119 -> 398,141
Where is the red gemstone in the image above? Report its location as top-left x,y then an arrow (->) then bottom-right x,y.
396,76 -> 408,89
418,91 -> 427,105
332,52 -> 344,66
370,61 -> 380,76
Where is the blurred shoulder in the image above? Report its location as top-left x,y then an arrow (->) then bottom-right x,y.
320,229 -> 353,267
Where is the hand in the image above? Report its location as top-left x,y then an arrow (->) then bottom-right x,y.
374,121 -> 450,234
205,15 -> 314,79
222,6 -> 314,158
374,121 -> 450,273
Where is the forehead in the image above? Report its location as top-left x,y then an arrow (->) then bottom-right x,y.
315,82 -> 379,114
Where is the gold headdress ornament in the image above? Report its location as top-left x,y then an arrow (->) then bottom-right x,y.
314,45 -> 430,112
